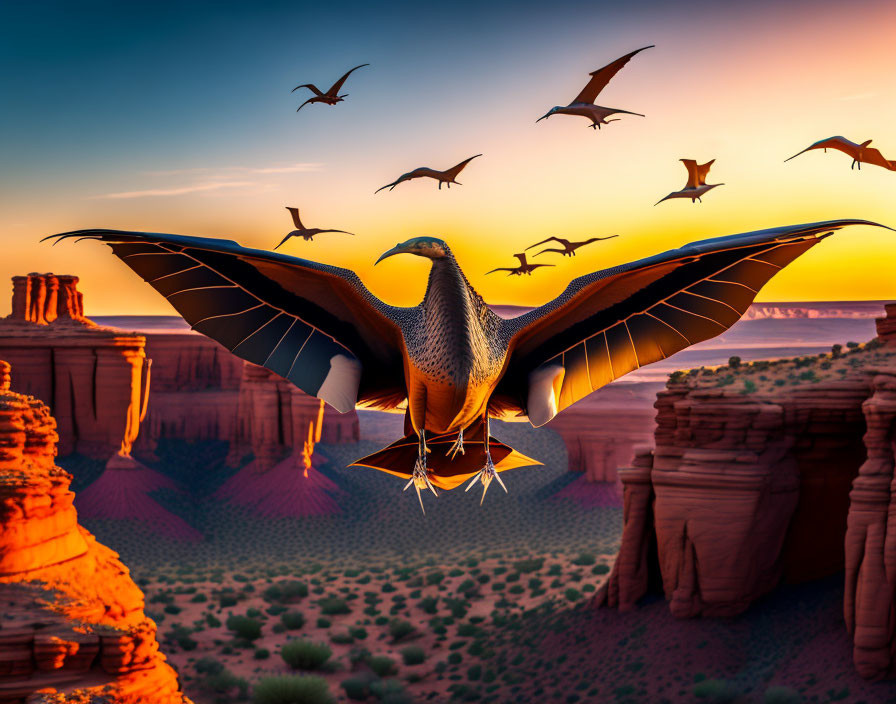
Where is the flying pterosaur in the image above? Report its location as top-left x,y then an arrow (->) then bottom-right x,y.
785,136 -> 896,172
537,45 -> 653,130
656,159 -> 724,205
526,235 -> 619,257
486,253 -> 554,276
292,63 -> 369,112
46,220 -> 885,511
375,155 -> 482,193
275,207 -> 355,250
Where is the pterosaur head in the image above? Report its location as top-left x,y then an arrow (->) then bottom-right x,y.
375,236 -> 450,264
536,106 -> 562,123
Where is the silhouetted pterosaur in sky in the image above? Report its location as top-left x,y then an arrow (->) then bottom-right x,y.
785,136 -> 896,171
485,253 -> 555,276
274,207 -> 355,250
375,155 -> 482,193
292,63 -> 369,112
536,45 -> 653,130
656,159 -> 724,205
526,235 -> 619,257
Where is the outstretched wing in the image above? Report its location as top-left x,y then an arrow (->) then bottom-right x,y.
526,236 -> 568,250
442,154 -> 482,181
285,206 -> 304,229
785,136 -> 860,162
859,146 -> 896,171
572,45 -> 653,105
681,159 -> 714,188
292,83 -> 324,96
494,220 -> 885,426
46,230 -> 408,413
327,63 -> 369,95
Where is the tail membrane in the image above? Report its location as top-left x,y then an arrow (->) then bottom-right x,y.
350,417 -> 540,491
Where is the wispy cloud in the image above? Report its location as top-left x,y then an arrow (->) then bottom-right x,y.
91,181 -> 256,200
144,162 -> 323,177
839,92 -> 876,102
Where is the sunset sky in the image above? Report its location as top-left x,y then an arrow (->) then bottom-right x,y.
2,0 -> 895,315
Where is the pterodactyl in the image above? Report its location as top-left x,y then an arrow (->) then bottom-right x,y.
537,45 -> 653,130
292,63 -> 369,111
375,155 -> 482,193
46,220 -> 886,511
485,253 -> 555,276
526,235 -> 619,257
275,207 -> 355,250
785,136 -> 896,171
656,159 -> 724,205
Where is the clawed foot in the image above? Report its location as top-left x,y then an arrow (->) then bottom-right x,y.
404,455 -> 438,513
465,456 -> 507,505
446,429 -> 465,459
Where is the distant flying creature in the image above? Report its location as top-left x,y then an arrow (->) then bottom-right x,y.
536,45 -> 653,130
485,253 -> 555,277
785,136 -> 896,171
274,207 -> 354,250
656,159 -> 724,205
526,235 -> 619,257
375,155 -> 482,193
48,219 -> 885,511
292,63 -> 369,112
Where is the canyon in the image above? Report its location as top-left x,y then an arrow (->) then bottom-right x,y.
599,303 -> 896,680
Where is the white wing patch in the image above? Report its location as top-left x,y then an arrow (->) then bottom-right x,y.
527,364 -> 565,427
318,354 -> 362,413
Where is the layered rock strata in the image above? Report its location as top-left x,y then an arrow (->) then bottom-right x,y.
0,361 -> 189,703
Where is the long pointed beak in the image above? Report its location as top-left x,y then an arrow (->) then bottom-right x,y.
535,112 -> 551,123
375,244 -> 404,265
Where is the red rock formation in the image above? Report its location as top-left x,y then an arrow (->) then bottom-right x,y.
545,386 -> 655,482
226,363 -> 359,470
875,303 -> 896,346
0,275 -> 149,461
844,369 -> 896,679
599,303 -> 896,681
0,361 -> 189,703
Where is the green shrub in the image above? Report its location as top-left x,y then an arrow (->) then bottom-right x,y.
341,675 -> 376,701
190,593 -> 208,603
226,615 -> 262,641
571,552 -> 596,566
419,596 -> 439,614
280,611 -> 305,630
263,581 -> 308,603
388,618 -> 415,642
401,645 -> 426,665
591,564 -> 610,576
252,675 -> 333,704
317,617 -> 331,628
280,640 -> 332,670
318,597 -> 350,615
349,626 -> 368,640
512,558 -> 544,573
163,604 -> 182,615
330,631 -> 354,645
564,588 -> 582,602
367,655 -> 397,677
369,678 -> 412,704
728,356 -> 741,369
254,647 -> 270,660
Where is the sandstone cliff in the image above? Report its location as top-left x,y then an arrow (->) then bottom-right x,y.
599,304 -> 896,680
0,361 -> 189,703
0,275 -> 149,462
